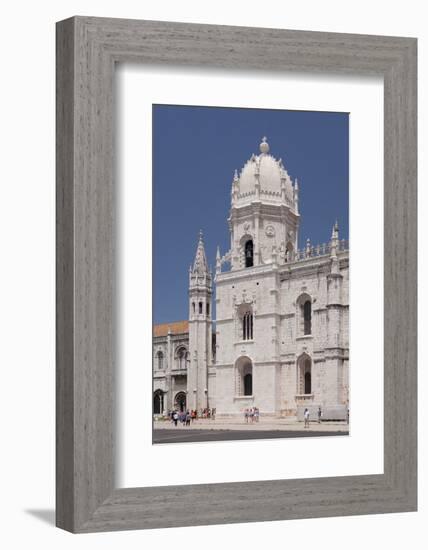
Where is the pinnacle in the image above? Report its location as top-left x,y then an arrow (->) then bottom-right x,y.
192,230 -> 209,275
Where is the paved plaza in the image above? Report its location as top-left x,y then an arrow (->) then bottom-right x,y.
153,417 -> 349,444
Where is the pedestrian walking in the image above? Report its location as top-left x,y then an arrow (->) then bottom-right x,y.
244,408 -> 249,423
172,411 -> 178,427
318,406 -> 322,424
304,408 -> 310,428
254,407 -> 260,422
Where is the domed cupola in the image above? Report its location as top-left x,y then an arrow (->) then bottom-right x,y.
223,137 -> 301,272
233,137 -> 296,209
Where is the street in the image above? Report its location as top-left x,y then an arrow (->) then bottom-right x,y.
153,427 -> 349,444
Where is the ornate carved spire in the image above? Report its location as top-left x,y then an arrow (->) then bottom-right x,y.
192,230 -> 209,276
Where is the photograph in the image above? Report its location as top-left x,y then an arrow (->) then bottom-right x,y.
152,104 -> 350,444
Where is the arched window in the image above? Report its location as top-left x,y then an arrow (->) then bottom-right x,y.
174,391 -> 186,412
176,347 -> 188,370
242,311 -> 253,340
244,373 -> 253,396
156,350 -> 164,370
153,390 -> 163,414
296,293 -> 312,336
192,302 -> 195,314
303,300 -> 312,335
245,239 -> 254,268
206,302 -> 210,316
199,301 -> 203,314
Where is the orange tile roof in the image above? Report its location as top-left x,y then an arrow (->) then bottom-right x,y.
153,320 -> 189,337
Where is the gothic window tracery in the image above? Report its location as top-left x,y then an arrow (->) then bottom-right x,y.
156,350 -> 164,370
242,311 -> 253,340
175,346 -> 188,370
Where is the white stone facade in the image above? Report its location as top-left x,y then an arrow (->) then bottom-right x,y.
153,138 -> 349,420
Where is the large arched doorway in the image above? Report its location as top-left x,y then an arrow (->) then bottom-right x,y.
235,356 -> 253,396
175,391 -> 186,412
153,390 -> 163,415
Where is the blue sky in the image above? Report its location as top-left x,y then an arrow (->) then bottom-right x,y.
153,104 -> 349,325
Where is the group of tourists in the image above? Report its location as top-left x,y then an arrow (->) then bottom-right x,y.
199,407 -> 216,419
168,408 -> 216,427
243,407 -> 260,423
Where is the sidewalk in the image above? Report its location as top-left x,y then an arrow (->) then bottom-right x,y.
154,417 -> 349,432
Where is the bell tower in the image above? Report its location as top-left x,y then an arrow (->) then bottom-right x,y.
188,230 -> 212,411
224,137 -> 300,272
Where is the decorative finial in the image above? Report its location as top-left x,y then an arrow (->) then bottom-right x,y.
259,136 -> 270,154
233,168 -> 239,181
199,229 -> 203,241
215,246 -> 221,275
330,221 -> 339,264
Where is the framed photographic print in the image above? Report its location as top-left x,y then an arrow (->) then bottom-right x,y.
56,16 -> 417,532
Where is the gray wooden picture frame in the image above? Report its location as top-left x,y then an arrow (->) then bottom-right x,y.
56,16 -> 417,533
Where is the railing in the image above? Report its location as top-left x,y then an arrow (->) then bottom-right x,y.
217,239 -> 349,273
294,239 -> 349,261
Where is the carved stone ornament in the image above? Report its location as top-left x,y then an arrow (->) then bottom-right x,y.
265,225 -> 275,237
